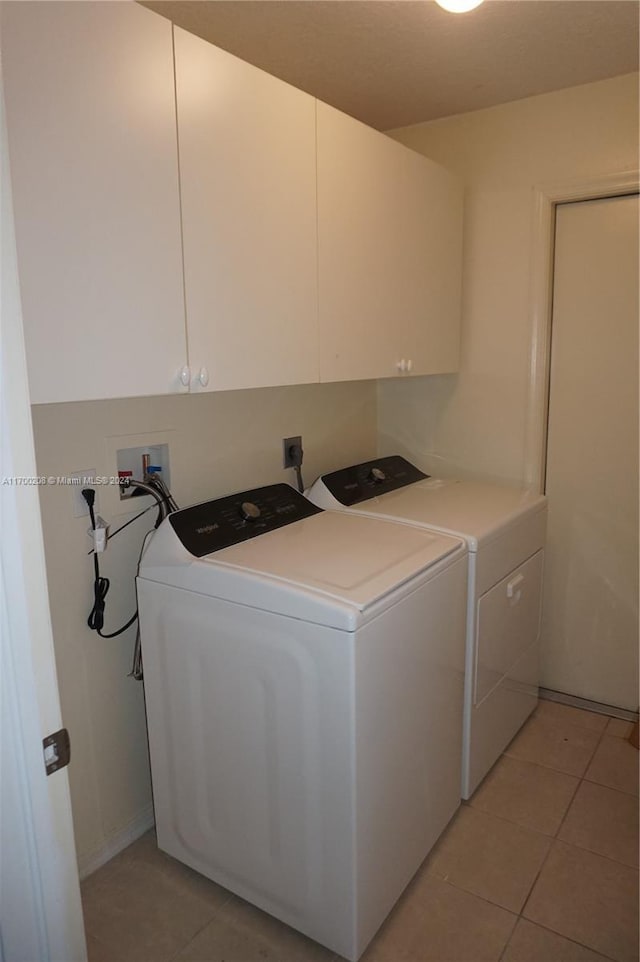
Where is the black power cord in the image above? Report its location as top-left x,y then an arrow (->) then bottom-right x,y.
83,478 -> 178,643
83,487 -> 139,638
86,496 -> 171,555
287,440 -> 305,493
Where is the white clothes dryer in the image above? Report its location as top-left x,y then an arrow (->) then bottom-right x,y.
307,457 -> 547,798
137,483 -> 467,960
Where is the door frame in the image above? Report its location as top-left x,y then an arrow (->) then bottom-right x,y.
1,66 -> 88,961
523,168 -> 640,493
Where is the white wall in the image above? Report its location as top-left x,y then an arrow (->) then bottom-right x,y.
31,382 -> 377,874
379,72 -> 639,486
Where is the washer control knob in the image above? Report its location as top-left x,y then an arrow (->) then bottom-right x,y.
369,467 -> 387,483
240,501 -> 261,522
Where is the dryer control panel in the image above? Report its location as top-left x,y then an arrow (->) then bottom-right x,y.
169,484 -> 322,557
320,456 -> 428,506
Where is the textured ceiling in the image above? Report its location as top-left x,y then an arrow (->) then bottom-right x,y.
141,1 -> 639,131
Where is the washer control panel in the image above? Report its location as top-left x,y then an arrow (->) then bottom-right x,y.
169,484 -> 322,557
320,456 -> 428,506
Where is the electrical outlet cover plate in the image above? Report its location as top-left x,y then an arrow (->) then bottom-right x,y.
283,436 -> 302,469
70,468 -> 97,518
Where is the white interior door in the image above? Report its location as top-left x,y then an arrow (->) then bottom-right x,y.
1,69 -> 86,962
540,193 -> 639,710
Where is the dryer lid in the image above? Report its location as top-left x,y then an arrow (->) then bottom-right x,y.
335,477 -> 547,551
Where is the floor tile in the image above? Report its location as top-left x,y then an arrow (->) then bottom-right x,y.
82,832 -> 230,962
86,935 -> 116,962
585,735 -> 639,796
558,780 -> 639,868
173,894 -> 335,962
606,717 -> 634,739
361,874 -> 516,962
505,715 -> 601,777
523,840 -> 639,962
502,918 -> 613,962
426,806 -> 551,913
84,830 -> 229,904
470,754 -> 578,836
536,700 -> 609,733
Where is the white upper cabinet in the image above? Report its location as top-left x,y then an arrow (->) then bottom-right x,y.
317,102 -> 406,382
3,4 -> 462,402
401,147 -> 463,376
317,101 -> 463,383
174,28 -> 319,392
1,2 -> 188,404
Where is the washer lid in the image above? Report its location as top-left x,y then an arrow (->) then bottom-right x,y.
339,477 -> 546,551
139,507 -> 464,630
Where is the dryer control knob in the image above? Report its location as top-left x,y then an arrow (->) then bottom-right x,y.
240,501 -> 261,522
369,467 -> 387,483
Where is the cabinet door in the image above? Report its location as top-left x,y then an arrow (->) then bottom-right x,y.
317,101 -> 462,384
1,2 -> 187,403
174,28 -> 318,392
402,149 -> 463,376
317,101 -> 406,382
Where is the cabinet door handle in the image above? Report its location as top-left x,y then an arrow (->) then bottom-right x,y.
396,359 -> 407,373
406,358 -> 413,373
198,367 -> 209,387
179,365 -> 191,387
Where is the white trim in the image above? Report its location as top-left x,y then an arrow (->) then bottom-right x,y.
523,169 -> 640,492
78,805 -> 155,880
1,68 -> 88,960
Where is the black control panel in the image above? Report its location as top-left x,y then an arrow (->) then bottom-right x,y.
321,456 -> 428,506
169,484 -> 323,557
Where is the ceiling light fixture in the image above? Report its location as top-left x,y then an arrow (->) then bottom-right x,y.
435,0 -> 484,12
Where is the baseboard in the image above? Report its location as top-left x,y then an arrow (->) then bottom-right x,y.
78,803 -> 155,880
539,687 -> 639,723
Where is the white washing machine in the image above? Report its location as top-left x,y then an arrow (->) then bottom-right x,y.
308,457 -> 547,799
137,483 -> 467,961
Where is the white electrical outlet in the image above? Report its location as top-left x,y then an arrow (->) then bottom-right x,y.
70,468 -> 97,518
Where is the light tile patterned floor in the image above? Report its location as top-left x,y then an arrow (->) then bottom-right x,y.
83,701 -> 639,962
